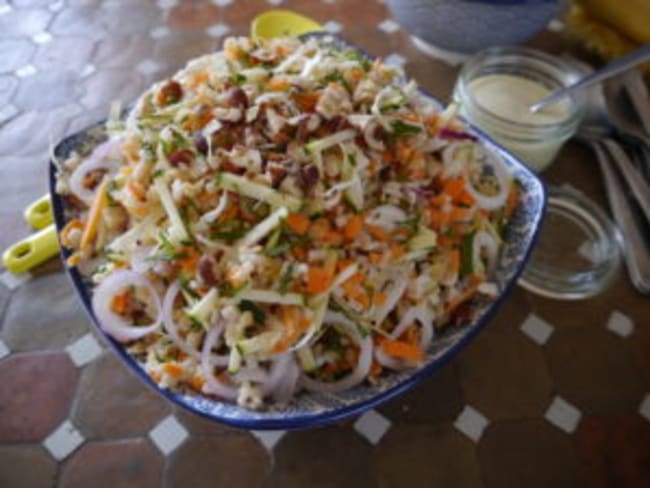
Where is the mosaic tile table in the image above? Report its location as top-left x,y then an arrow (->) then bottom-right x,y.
0,1 -> 649,486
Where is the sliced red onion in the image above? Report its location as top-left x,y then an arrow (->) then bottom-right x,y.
375,305 -> 435,371
366,204 -> 407,232
438,128 -> 477,141
162,281 -> 201,360
363,119 -> 386,151
300,312 -> 373,394
92,270 -> 162,343
464,154 -> 511,210
233,365 -> 269,384
472,231 -> 499,276
69,139 -> 118,205
271,356 -> 300,405
372,277 -> 408,326
261,353 -> 293,396
201,320 -> 238,400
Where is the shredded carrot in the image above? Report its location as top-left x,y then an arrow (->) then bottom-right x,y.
343,214 -> 364,241
287,213 -> 311,235
179,248 -> 200,274
163,363 -> 184,378
505,184 -> 519,217
294,92 -> 319,112
442,177 -> 465,199
268,78 -> 291,91
456,190 -> 476,207
380,338 -> 424,362
273,307 -> 311,353
430,194 -> 448,207
448,249 -> 461,276
61,218 -> 84,247
189,374 -> 205,391
292,245 -> 307,262
373,291 -> 387,306
110,292 -> 129,315
349,68 -> 364,81
306,267 -> 332,294
446,280 -> 481,315
80,179 -> 109,252
449,206 -> 473,222
366,224 -> 389,242
342,281 -> 371,309
308,218 -> 331,240
389,242 -> 405,261
127,181 -> 147,201
368,252 -> 383,264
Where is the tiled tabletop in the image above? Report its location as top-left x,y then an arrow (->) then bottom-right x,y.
1,1 -> 649,487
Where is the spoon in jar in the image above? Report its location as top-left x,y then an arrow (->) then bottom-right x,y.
529,44 -> 650,113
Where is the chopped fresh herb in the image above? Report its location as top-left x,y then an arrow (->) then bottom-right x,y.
390,119 -> 423,135
460,233 -> 475,277
344,49 -> 371,71
323,71 -> 351,93
347,153 -> 357,167
189,316 -> 203,332
209,229 -> 246,240
231,73 -> 247,85
265,241 -> 290,257
278,264 -> 294,295
239,300 -> 266,324
152,169 -> 164,179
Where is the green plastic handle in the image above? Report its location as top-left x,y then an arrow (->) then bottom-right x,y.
24,194 -> 53,230
2,224 -> 59,274
251,10 -> 323,40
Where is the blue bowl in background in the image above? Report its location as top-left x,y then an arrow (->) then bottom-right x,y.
49,33 -> 546,430
387,0 -> 559,56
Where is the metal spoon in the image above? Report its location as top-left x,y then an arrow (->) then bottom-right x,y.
529,44 -> 650,113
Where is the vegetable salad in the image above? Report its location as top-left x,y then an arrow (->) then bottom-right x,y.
55,36 -> 519,409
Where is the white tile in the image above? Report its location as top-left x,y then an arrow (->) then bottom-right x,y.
251,430 -> 286,450
545,396 -> 581,434
211,0 -> 233,6
149,415 -> 189,456
32,32 -> 53,45
520,313 -> 554,346
353,409 -> 392,445
157,0 -> 178,9
80,63 -> 96,78
639,394 -> 650,422
150,26 -> 170,39
206,23 -> 230,38
0,270 -> 32,290
453,405 -> 488,443
0,4 -> 12,15
384,53 -> 406,68
0,339 -> 9,360
547,19 -> 564,32
137,59 -> 162,76
266,0 -> 284,5
49,1 -> 65,12
322,0 -> 337,3
15,64 -> 37,78
323,21 -> 343,34
377,19 -> 399,34
43,420 -> 84,461
606,310 -> 634,338
65,333 -> 103,367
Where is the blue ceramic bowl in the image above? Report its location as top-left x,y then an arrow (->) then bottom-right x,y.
386,0 -> 559,54
49,34 -> 546,430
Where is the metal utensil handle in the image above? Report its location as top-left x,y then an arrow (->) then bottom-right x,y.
530,44 -> 650,113
602,138 -> 650,224
592,141 -> 650,293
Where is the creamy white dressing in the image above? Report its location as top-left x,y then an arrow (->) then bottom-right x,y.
468,74 -> 569,125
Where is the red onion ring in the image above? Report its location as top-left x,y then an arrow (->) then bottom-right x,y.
162,281 -> 201,361
300,312 -> 373,394
200,320 -> 238,400
69,140 -> 118,205
92,270 -> 162,343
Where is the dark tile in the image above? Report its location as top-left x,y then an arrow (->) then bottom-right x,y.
0,351 -> 79,442
373,423 -> 481,488
478,419 -> 580,488
0,445 -> 57,488
169,435 -> 270,488
457,326 -> 553,419
2,271 -> 91,352
377,362 -> 464,425
0,76 -> 18,106
0,8 -> 51,37
576,414 -> 650,488
14,70 -> 84,110
79,68 -> 145,110
173,406 -> 238,437
0,39 -> 36,74
59,438 -> 164,488
93,36 -> 155,69
153,32 -> 218,74
72,353 -> 170,439
33,36 -> 95,73
166,1 -> 221,31
545,326 -> 646,414
0,104 -> 83,157
102,2 -> 161,35
50,5 -> 107,39
270,426 -> 376,488
627,323 -> 650,387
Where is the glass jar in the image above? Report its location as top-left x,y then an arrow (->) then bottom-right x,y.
453,46 -> 586,172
